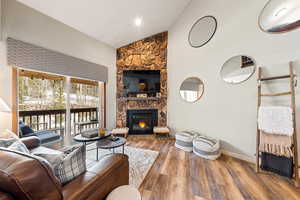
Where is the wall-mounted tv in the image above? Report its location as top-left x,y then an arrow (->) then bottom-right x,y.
123,70 -> 160,97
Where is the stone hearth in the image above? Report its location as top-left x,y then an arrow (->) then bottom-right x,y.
116,32 -> 168,128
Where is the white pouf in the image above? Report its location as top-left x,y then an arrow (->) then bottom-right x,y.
175,131 -> 195,152
193,135 -> 220,160
106,185 -> 141,200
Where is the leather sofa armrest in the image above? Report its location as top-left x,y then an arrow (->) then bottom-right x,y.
63,154 -> 129,200
20,136 -> 41,150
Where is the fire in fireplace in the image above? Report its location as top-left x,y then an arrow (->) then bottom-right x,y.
127,109 -> 158,134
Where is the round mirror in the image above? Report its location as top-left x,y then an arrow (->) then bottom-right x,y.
221,56 -> 256,84
180,77 -> 204,102
259,0 -> 300,33
188,16 -> 217,48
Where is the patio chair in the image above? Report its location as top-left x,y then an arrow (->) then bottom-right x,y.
19,121 -> 62,144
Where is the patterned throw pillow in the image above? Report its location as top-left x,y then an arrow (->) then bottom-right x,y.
8,140 -> 30,154
0,130 -> 19,148
54,145 -> 86,185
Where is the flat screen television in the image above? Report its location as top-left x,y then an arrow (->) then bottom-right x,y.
123,70 -> 160,97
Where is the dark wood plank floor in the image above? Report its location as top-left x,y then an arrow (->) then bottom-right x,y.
125,136 -> 300,200
49,135 -> 300,200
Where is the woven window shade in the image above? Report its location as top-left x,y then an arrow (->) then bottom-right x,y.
7,38 -> 108,82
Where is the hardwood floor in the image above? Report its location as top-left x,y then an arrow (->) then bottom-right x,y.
125,136 -> 300,200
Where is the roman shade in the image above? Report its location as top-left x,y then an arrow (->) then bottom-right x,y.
7,38 -> 108,82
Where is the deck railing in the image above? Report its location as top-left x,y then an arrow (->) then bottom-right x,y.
19,107 -> 99,134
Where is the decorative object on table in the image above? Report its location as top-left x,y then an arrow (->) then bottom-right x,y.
99,128 -> 107,136
153,126 -> 170,137
193,135 -> 220,160
96,137 -> 127,160
175,131 -> 197,152
180,77 -> 204,103
54,145 -> 86,185
188,16 -> 217,48
81,130 -> 98,138
136,93 -> 147,98
220,55 -> 256,84
86,144 -> 158,188
156,92 -> 161,98
259,0 -> 300,33
111,127 -> 129,138
106,185 -> 141,200
256,64 -> 299,186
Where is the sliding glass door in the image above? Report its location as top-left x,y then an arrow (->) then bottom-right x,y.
17,70 -> 105,138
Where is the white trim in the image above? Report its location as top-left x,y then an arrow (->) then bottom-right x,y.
221,150 -> 255,164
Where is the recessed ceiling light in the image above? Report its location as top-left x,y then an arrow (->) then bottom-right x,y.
134,17 -> 142,27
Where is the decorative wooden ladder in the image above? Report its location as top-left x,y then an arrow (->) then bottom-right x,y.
256,61 -> 299,187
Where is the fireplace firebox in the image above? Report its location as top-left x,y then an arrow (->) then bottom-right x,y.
127,109 -> 158,134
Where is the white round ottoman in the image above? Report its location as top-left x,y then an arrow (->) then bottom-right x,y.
193,135 -> 220,160
175,131 -> 195,152
106,185 -> 141,200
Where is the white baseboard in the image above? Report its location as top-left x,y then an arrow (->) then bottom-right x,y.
221,150 -> 255,164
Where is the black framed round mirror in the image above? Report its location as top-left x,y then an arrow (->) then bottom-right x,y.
188,16 -> 217,48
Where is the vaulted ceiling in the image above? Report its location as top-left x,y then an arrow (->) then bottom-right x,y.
17,0 -> 192,48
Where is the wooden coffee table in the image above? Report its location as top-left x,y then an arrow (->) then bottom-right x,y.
96,137 -> 127,160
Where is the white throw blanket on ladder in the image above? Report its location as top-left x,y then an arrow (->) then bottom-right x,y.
258,106 -> 294,136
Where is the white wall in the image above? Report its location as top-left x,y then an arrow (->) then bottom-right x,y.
168,0 -> 300,161
0,0 -> 116,132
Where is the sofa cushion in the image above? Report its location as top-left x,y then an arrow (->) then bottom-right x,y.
54,145 -> 86,185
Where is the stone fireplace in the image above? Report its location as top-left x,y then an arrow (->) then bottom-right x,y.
127,109 -> 158,134
116,32 -> 168,129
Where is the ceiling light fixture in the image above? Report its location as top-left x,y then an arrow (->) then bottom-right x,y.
134,17 -> 142,27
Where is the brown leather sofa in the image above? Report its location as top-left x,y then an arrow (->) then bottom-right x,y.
0,136 -> 129,200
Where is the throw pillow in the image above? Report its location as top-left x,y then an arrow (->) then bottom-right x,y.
54,145 -> 86,185
0,130 -> 19,147
8,140 -> 30,154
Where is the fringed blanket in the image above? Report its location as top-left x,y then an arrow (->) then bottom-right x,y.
259,131 -> 293,158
